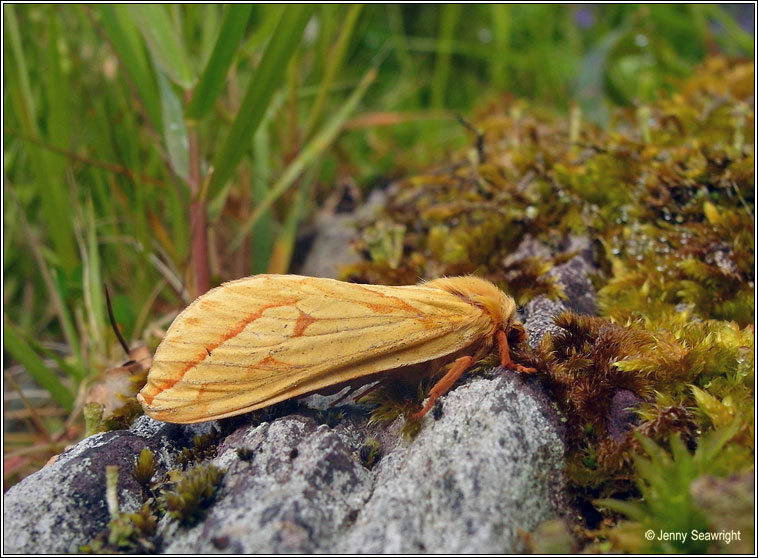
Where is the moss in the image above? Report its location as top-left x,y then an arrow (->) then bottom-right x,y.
83,402 -> 105,438
161,462 -> 224,527
177,427 -> 221,468
315,408 -> 346,428
132,448 -> 156,491
83,464 -> 159,553
361,381 -> 416,427
102,398 -> 144,431
81,503 -> 159,554
236,447 -> 254,462
358,438 -> 382,469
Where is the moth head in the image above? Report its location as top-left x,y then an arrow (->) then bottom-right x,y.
425,275 -> 519,332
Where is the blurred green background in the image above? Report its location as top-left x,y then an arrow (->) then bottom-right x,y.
2,4 -> 753,484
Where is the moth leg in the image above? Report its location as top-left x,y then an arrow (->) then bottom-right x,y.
496,329 -> 536,373
413,355 -> 474,419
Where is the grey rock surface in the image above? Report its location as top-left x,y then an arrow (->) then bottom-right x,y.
1,420 -> 216,554
298,190 -> 386,279
547,256 -> 597,316
3,372 -> 566,554
333,373 -> 565,554
523,295 -> 568,350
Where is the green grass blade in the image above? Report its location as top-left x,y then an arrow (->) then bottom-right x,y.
97,4 -> 163,131
186,4 -> 254,121
230,67 -> 376,251
208,4 -> 315,201
304,4 -> 363,138
5,5 -> 78,274
3,5 -> 35,121
127,5 -> 194,89
155,65 -> 190,183
490,5 -> 511,88
267,166 -> 315,274
7,186 -> 83,366
701,4 -> 754,54
251,117 -> 274,274
44,9 -> 71,154
3,320 -> 75,412
79,198 -> 106,363
431,4 -> 461,109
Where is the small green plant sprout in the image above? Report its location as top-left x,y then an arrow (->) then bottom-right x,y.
82,464 -> 159,553
132,448 -> 156,489
315,407 -> 346,428
83,403 -> 105,438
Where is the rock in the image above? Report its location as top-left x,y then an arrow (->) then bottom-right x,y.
547,256 -> 597,316
3,372 -> 566,554
607,389 -> 643,443
523,296 -> 568,349
297,190 -> 386,279
333,373 -> 566,554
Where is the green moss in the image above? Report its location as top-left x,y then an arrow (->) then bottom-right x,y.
161,462 -> 224,527
83,403 -> 105,438
132,448 -> 156,490
358,379 -> 427,439
177,427 -> 221,468
102,398 -> 144,431
315,408 -> 346,428
236,447 -> 254,462
358,438 -> 382,469
81,503 -> 158,554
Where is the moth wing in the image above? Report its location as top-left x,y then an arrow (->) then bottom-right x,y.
138,275 -> 492,423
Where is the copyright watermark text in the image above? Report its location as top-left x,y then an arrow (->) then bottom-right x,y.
645,529 -> 742,545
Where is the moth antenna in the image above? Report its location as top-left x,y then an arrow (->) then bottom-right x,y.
105,284 -> 131,356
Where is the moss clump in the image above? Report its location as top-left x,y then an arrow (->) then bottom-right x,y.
315,408 -> 346,428
83,463 -> 159,554
177,427 -> 221,468
102,398 -> 145,431
236,447 -> 254,462
535,310 -> 753,539
161,462 -> 224,527
82,503 -> 159,554
132,448 -> 156,491
358,438 -> 382,469
359,379 -> 431,439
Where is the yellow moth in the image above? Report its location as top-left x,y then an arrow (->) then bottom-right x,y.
138,274 -> 535,424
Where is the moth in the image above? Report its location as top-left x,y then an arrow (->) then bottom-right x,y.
138,274 -> 536,424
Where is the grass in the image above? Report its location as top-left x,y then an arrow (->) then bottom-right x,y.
2,4 -> 753,487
